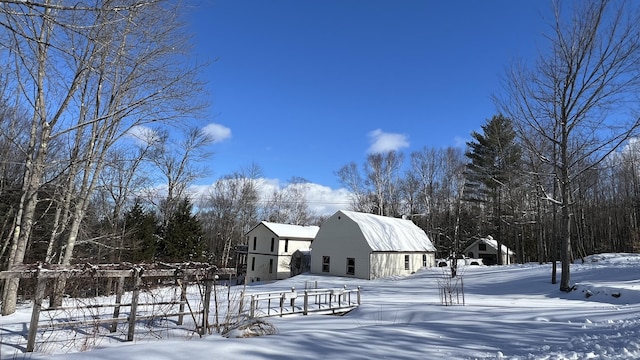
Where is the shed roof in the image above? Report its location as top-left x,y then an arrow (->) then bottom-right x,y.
259,221 -> 319,239
338,210 -> 436,252
465,236 -> 515,255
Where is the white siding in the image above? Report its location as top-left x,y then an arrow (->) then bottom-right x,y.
310,212 -> 371,278
370,252 -> 435,279
311,211 -> 437,279
245,222 -> 316,282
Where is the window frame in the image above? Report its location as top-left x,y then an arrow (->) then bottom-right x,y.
322,256 -> 330,272
346,257 -> 355,275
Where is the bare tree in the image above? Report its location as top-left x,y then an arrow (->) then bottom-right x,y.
365,151 -> 404,216
497,0 -> 640,291
150,127 -> 213,226
335,162 -> 373,213
263,177 -> 313,225
0,0 -> 207,314
199,165 -> 262,268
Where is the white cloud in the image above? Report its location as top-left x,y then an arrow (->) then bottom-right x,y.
126,125 -> 160,146
367,129 -> 409,154
203,123 -> 232,143
300,183 -> 352,216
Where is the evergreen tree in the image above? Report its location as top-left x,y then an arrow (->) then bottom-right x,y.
124,201 -> 159,263
157,198 -> 206,262
465,114 -> 522,264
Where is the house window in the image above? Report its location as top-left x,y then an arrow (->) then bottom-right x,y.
346,258 -> 355,275
253,237 -> 257,251
422,254 -> 427,267
479,243 -> 487,251
322,256 -> 330,272
285,239 -> 289,253
269,259 -> 273,274
251,257 -> 255,271
404,255 -> 410,270
270,238 -> 275,252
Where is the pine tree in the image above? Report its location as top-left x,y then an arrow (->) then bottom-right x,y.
124,201 -> 159,263
465,114 -> 522,264
157,198 -> 206,262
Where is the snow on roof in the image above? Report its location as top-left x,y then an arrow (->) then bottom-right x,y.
338,210 -> 436,252
474,235 -> 515,255
260,221 -> 319,239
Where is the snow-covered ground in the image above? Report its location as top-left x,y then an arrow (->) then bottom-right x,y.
2,253 -> 639,359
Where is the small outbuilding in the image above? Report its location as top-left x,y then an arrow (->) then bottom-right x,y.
463,235 -> 515,265
245,221 -> 319,283
310,210 -> 437,280
289,249 -> 311,277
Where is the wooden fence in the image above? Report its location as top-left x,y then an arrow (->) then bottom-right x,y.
0,263 -> 228,352
242,285 -> 361,318
0,263 -> 363,354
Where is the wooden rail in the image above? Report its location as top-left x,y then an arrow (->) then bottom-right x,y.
243,285 -> 361,318
0,263 -> 222,352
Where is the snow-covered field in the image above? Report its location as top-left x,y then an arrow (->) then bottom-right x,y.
1,253 -> 639,359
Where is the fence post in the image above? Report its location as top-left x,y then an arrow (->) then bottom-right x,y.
290,287 -> 296,309
26,273 -> 47,352
111,276 -> 126,332
250,294 -> 256,318
177,273 -> 188,326
279,294 -> 285,317
201,273 -> 213,336
357,286 -> 361,305
303,290 -> 309,315
212,274 -> 219,334
127,268 -> 141,342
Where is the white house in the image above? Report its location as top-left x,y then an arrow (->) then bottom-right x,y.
245,221 -> 319,283
310,210 -> 437,280
463,235 -> 516,265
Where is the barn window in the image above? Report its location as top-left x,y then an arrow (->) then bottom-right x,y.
322,256 -> 330,272
285,239 -> 289,252
251,257 -> 255,271
479,243 -> 487,251
422,254 -> 427,267
253,237 -> 257,250
269,259 -> 273,274
404,255 -> 410,270
270,238 -> 275,252
346,258 -> 355,275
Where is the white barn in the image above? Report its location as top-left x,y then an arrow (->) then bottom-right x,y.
245,221 -> 319,283
464,235 -> 516,265
310,210 -> 436,280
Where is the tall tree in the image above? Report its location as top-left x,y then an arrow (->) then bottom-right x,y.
157,198 -> 206,263
0,0 -> 206,314
264,177 -> 313,225
497,0 -> 640,290
465,114 -> 522,265
198,165 -> 262,267
365,151 -> 404,217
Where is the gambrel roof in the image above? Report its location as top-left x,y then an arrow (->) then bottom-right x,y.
257,221 -> 319,239
338,210 -> 436,252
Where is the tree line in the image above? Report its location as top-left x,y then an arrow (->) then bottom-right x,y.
1,0 -> 639,316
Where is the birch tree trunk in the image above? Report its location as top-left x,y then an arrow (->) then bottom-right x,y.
0,0 -> 207,314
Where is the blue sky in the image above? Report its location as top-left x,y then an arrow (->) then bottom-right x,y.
186,0 -> 549,194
